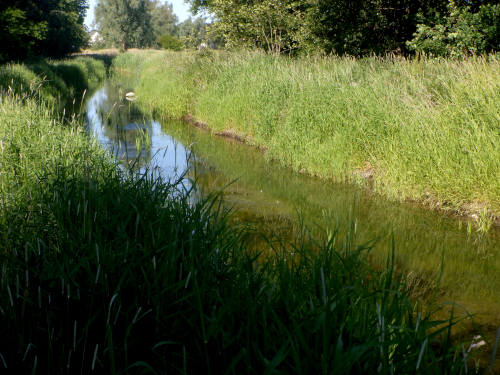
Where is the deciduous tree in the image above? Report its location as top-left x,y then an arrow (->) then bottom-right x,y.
0,0 -> 89,61
94,0 -> 155,50
149,0 -> 178,42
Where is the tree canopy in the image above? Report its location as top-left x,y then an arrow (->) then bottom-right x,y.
94,0 -> 180,50
0,0 -> 89,61
187,0 -> 500,56
94,0 -> 154,50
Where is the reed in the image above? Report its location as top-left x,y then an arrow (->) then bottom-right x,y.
0,57 -> 106,103
0,56 -> 494,373
115,50 -> 500,221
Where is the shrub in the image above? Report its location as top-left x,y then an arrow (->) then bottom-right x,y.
157,34 -> 184,51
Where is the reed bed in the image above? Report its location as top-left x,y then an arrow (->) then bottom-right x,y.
0,55 -> 496,373
0,57 -> 106,103
114,51 -> 500,221
0,79 -> 496,374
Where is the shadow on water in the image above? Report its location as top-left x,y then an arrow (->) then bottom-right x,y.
84,76 -> 500,363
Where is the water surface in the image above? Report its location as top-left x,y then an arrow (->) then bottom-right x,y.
85,79 -> 500,340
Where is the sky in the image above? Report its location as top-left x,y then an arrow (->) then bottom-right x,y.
84,0 -> 193,29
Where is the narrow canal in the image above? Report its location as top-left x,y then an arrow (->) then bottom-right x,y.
84,77 -> 500,340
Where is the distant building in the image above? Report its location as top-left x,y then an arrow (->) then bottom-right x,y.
89,30 -> 103,45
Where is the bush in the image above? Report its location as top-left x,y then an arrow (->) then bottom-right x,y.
407,2 -> 500,56
158,34 -> 184,51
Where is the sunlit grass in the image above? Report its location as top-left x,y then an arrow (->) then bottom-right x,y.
0,55 -> 497,373
116,51 -> 500,221
0,57 -> 106,103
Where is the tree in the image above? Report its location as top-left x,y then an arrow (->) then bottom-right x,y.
304,0 -> 451,55
94,0 -> 155,50
149,0 -> 178,42
407,0 -> 500,56
185,0 -> 311,54
176,16 -> 209,48
0,0 -> 89,61
184,0 -> 458,55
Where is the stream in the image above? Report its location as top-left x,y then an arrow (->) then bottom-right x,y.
83,77 -> 500,342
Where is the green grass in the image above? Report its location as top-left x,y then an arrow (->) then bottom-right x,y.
0,56 -> 496,373
0,57 -> 106,103
115,51 -> 500,221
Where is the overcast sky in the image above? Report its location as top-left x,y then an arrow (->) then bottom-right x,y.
84,0 -> 193,29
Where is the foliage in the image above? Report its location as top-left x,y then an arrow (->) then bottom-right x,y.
158,34 -> 183,50
407,1 -> 500,56
0,0 -> 89,62
200,0 -> 310,54
187,0 -> 500,55
94,0 -> 155,50
94,0 -> 180,50
305,0 -> 448,55
118,50 -> 500,221
0,84 -> 487,373
176,16 -> 212,49
149,0 -> 178,43
186,0 -> 451,55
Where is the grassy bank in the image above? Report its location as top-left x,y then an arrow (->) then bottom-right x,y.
0,56 -> 495,373
0,93 -> 490,372
0,57 -> 106,103
114,51 -> 500,222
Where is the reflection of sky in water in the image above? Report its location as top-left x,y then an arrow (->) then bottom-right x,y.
82,80 -> 500,334
85,84 -> 190,182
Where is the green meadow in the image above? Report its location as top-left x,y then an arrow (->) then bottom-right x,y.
0,54 -> 497,373
115,51 -> 500,224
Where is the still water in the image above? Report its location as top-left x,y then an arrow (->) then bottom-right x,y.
84,78 -> 500,337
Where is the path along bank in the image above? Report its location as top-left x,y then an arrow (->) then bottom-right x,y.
114,50 -> 500,227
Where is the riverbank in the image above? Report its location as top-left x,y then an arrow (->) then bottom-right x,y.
0,55 -> 495,373
113,50 -> 500,227
0,57 -> 106,104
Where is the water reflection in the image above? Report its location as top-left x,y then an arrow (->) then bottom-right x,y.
86,81 -> 190,178
84,79 -> 500,336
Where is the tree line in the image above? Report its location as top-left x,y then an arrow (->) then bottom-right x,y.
2,0 -> 500,61
187,0 -> 500,56
93,0 -> 209,51
0,0 -> 208,61
0,0 -> 89,61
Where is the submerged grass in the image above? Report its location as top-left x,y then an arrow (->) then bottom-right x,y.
0,66 -> 497,373
114,51 -> 500,220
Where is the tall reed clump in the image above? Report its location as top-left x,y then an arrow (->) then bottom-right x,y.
0,83 -> 493,373
0,57 -> 106,103
118,50 -> 500,219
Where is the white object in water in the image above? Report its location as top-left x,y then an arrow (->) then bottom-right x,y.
125,92 -> 135,97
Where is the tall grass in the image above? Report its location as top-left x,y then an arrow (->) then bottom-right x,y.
115,51 -> 500,220
0,57 -> 106,103
0,78 -> 493,373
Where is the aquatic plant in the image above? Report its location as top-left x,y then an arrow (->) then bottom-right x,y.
0,84 -> 493,374
115,51 -> 500,223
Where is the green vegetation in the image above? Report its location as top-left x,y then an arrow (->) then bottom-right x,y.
93,0 -> 209,50
0,54 -> 495,373
0,0 -> 89,61
158,34 -> 183,51
89,0 -> 500,56
113,50 -> 500,220
407,1 -> 500,56
186,0 -> 500,56
0,57 -> 106,102
0,94 -> 490,373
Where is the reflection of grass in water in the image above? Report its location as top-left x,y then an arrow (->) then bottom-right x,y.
151,115 -> 500,324
116,51 -> 500,225
2,84 -> 499,373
